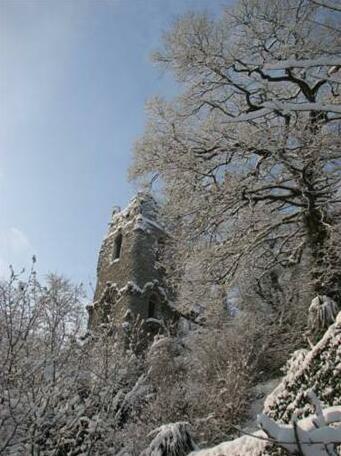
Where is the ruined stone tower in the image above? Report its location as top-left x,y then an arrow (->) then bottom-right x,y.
88,193 -> 176,335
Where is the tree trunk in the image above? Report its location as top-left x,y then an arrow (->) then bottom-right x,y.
304,208 -> 340,303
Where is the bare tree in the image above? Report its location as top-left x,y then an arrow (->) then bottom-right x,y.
0,268 -> 86,455
130,0 -> 341,305
0,266 -> 155,455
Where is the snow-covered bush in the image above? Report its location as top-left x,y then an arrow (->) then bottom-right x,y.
133,312 -> 267,447
141,315 -> 341,456
0,268 -> 86,455
0,268 -> 148,455
184,315 -> 265,444
141,422 -> 198,456
142,398 -> 341,456
264,312 -> 341,423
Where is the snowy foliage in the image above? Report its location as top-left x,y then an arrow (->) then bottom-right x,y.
142,404 -> 341,456
2,1 -> 341,455
1,273 -> 340,455
259,393 -> 341,456
141,423 -> 198,456
142,315 -> 341,456
264,311 -> 341,422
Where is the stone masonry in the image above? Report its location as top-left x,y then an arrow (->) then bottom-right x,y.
87,192 -> 176,336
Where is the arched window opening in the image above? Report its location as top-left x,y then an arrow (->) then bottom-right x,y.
148,293 -> 160,318
113,232 -> 123,260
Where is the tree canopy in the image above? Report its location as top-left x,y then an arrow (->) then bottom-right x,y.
130,0 -> 341,302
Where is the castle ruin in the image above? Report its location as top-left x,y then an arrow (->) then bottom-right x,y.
87,193 -> 177,339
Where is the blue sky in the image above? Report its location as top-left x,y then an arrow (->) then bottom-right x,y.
1,0 -> 228,292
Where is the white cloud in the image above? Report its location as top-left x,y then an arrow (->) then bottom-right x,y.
0,227 -> 34,278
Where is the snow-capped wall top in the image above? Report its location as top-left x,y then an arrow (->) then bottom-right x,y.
106,192 -> 165,236
112,192 -> 158,223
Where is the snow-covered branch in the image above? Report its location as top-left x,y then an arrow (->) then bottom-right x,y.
263,57 -> 341,70
141,423 -> 198,456
223,102 -> 341,123
142,402 -> 341,456
310,0 -> 341,12
258,400 -> 341,456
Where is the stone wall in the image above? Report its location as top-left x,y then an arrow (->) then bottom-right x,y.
88,193 -> 175,332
